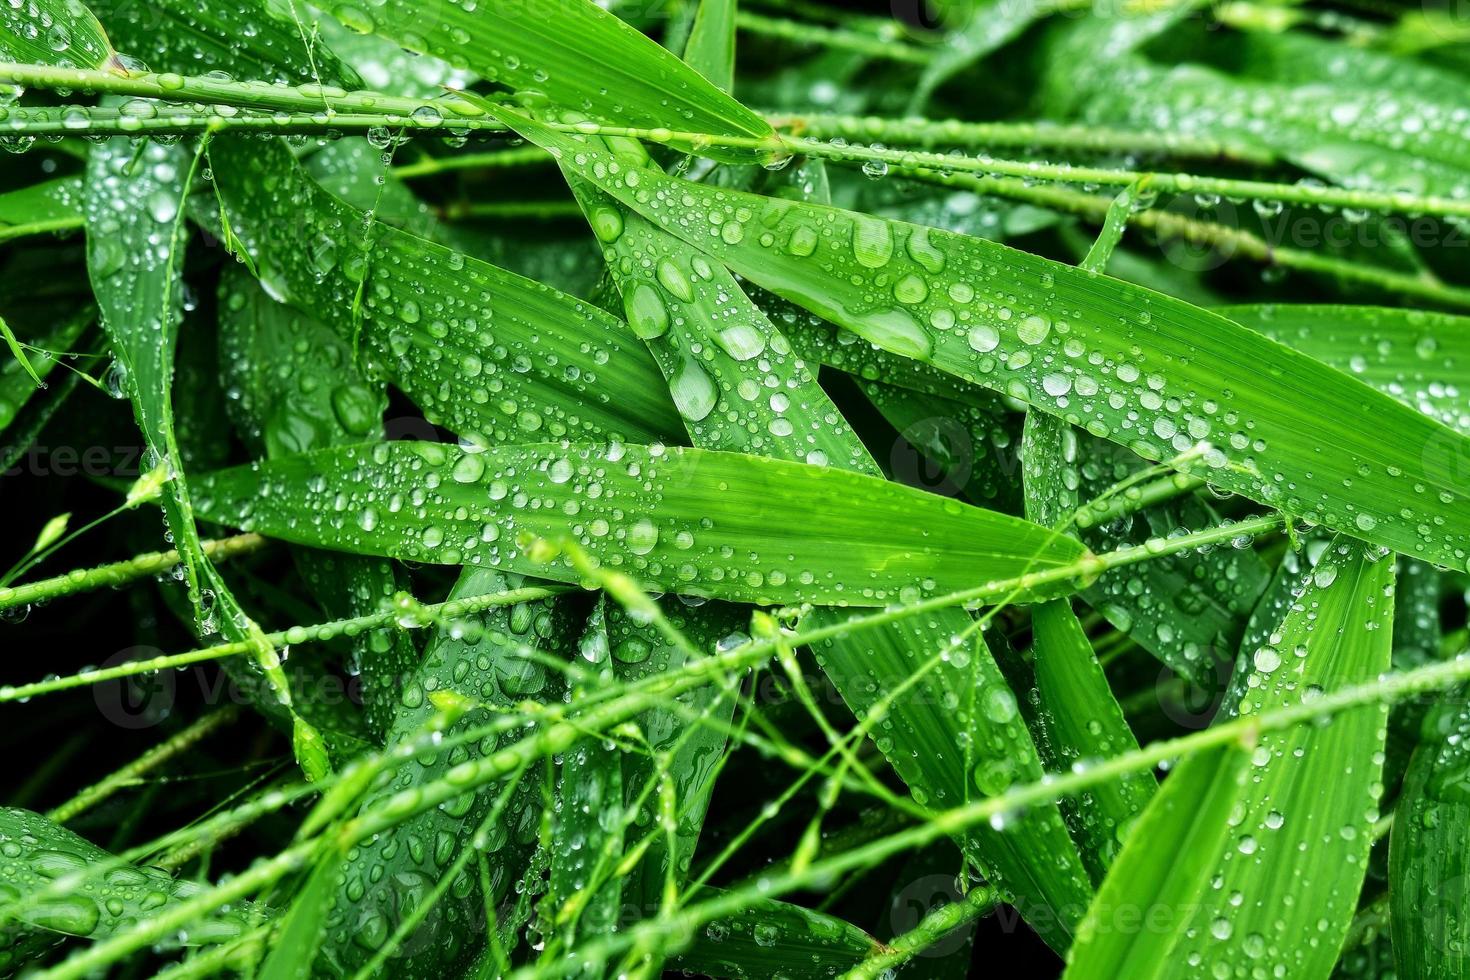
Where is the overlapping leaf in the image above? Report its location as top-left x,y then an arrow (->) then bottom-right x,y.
1068,536 -> 1393,978
490,107 -> 1470,570
208,136 -> 681,449
0,0 -> 115,70
322,0 -> 772,160
193,441 -> 1087,608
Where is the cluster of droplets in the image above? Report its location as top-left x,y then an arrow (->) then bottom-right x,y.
0,807 -> 252,945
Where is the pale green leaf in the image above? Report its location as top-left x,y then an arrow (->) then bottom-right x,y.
192,441 -> 1088,608
490,106 -> 1470,571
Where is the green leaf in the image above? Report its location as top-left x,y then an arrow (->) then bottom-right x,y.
684,0 -> 737,94
323,0 -> 772,161
545,600 -> 626,963
0,807 -> 257,948
910,0 -> 1042,112
1389,691 -> 1470,980
319,568 -> 577,976
1182,538 -> 1393,977
218,266 -> 416,740
669,893 -> 878,978
1063,743 -> 1251,979
192,441 -> 1088,607
258,850 -> 342,980
1060,26 -> 1470,202
208,136 -> 683,449
1070,430 -> 1271,683
0,175 -> 84,244
1022,411 -> 1155,883
1223,304 -> 1470,436
86,135 -> 328,779
1069,536 -> 1392,978
0,0 -> 115,70
557,123 -> 1091,948
490,105 -> 1470,571
90,0 -> 360,85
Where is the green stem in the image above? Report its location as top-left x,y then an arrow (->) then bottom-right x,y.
33,840 -> 315,980
771,112 -> 1277,165
787,135 -> 1470,222
0,215 -> 85,243
439,200 -> 585,220
46,707 -> 239,823
0,533 -> 267,611
915,170 -> 1470,311
842,886 -> 997,980
8,63 -> 1470,224
1074,474 -> 1209,529
734,11 -> 932,63
0,584 -> 570,702
511,643 -> 1470,979
393,146 -> 551,179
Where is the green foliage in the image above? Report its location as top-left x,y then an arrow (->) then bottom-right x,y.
0,1 -> 1466,977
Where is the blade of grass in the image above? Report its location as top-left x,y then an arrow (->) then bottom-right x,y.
492,106 -> 1470,570
218,266 -> 416,741
207,136 -> 682,448
191,440 -> 1090,606
85,134 -> 329,780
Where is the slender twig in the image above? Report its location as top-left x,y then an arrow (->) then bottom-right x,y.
47,707 -> 240,823
0,533 -> 267,611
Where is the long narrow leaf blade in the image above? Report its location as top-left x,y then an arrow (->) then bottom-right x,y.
488,106 -> 1470,571
193,441 -> 1087,607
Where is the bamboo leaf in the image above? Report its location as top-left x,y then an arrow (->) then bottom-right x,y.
0,175 -> 84,244
1063,744 -> 1251,978
1069,536 -> 1393,978
0,807 -> 257,952
1223,304 -> 1470,437
0,0 -> 115,70
86,134 -> 330,780
192,441 -> 1088,607
218,266 -> 416,740
684,0 -> 737,94
1389,691 -> 1470,980
90,0 -> 360,85
319,567 -> 577,976
1022,411 -> 1155,883
1176,538 -> 1394,977
323,0 -> 772,161
490,105 -> 1470,571
208,136 -> 683,449
557,129 -> 1092,944
670,893 -> 879,979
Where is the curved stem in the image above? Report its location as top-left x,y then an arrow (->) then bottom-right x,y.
6,63 -> 1470,223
